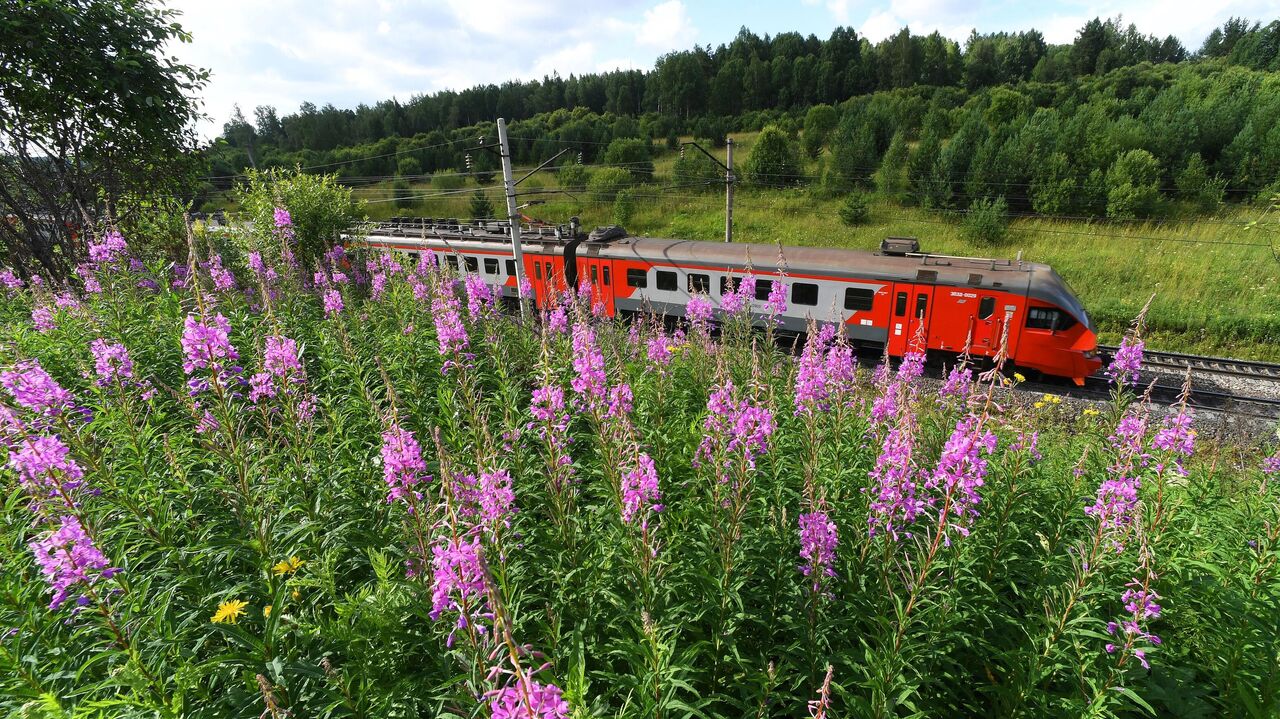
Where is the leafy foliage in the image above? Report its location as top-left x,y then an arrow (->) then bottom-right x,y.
587,166 -> 634,202
468,189 -> 495,220
744,125 -> 804,187
837,192 -> 871,226
234,168 -> 363,268
963,195 -> 1010,245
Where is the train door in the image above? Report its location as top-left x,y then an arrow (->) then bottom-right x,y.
576,258 -> 616,316
887,284 -> 934,356
972,294 -> 1000,356
525,255 -> 550,308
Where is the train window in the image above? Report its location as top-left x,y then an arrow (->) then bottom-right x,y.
545,262 -> 553,281
483,258 -> 498,274
915,294 -> 928,319
688,273 -> 710,293
626,268 -> 648,288
720,276 -> 742,295
535,262 -> 542,280
894,292 -> 908,317
464,256 -> 478,273
755,280 -> 772,301
602,266 -> 611,286
1026,308 -> 1077,331
978,296 -> 995,319
505,260 -> 516,276
590,266 -> 598,285
656,271 -> 677,291
446,255 -> 459,271
792,282 -> 818,306
844,288 -> 875,312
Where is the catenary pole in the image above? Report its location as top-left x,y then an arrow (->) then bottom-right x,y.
725,137 -> 735,243
495,117 -> 527,315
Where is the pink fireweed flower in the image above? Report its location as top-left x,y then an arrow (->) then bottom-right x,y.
53,292 -> 80,310
798,511 -> 838,595
273,207 -> 295,242
30,306 -> 55,333
205,254 -> 236,292
621,452 -> 663,527
1086,411 -> 1149,541
381,424 -> 429,504
89,339 -> 134,387
322,289 -> 343,317
939,364 -> 975,403
429,534 -> 488,637
263,335 -> 303,381
1,360 -> 76,419
867,422 -> 923,540
1263,452 -> 1280,478
720,274 -> 756,315
478,468 -> 516,529
1105,578 -> 1163,669
0,267 -> 24,291
1151,408 -> 1195,475
794,325 -> 836,415
606,383 -> 633,419
646,334 -> 673,367
371,272 -> 388,300
570,322 -> 607,411
181,314 -> 239,383
87,230 -> 128,267
8,433 -> 85,496
696,380 -> 776,472
431,284 -> 470,370
488,677 -> 571,719
545,305 -> 569,334
766,279 -> 787,317
29,514 -> 119,610
928,416 -> 998,544
686,293 -> 714,330
463,274 -> 497,319
1106,334 -> 1144,388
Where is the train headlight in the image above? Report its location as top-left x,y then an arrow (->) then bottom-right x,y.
1082,349 -> 1098,360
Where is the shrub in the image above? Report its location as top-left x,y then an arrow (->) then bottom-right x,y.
587,166 -> 633,202
802,104 -> 838,158
1106,149 -> 1162,219
962,195 -> 1009,245
558,163 -> 590,193
392,180 -> 415,210
612,189 -> 635,227
396,156 -> 422,177
468,189 -> 495,220
671,148 -> 723,189
838,192 -> 871,226
235,167 -> 362,267
432,172 -> 466,190
744,124 -> 804,187
602,138 -> 654,181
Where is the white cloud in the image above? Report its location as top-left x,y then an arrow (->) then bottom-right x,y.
859,10 -> 902,42
636,0 -> 697,49
826,0 -> 851,24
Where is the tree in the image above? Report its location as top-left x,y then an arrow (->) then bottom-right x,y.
235,168 -> 362,268
392,180 -> 415,211
602,138 -> 654,181
396,157 -> 423,177
0,0 -> 207,277
744,125 -> 804,187
907,131 -> 943,206
1176,153 -> 1226,212
468,189 -> 495,220
1030,152 -> 1075,215
558,163 -> 590,193
587,167 -> 632,202
612,189 -> 635,227
838,192 -> 871,225
874,130 -> 909,200
962,196 -> 1009,245
802,104 -> 838,158
828,121 -> 879,191
1106,149 -> 1162,219
671,148 -> 723,189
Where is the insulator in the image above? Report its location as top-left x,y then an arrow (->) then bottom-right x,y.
576,151 -> 583,165
465,153 -> 473,170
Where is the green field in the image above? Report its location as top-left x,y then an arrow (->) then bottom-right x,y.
320,132 -> 1280,361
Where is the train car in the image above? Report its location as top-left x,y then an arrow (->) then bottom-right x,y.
356,218 -> 1101,384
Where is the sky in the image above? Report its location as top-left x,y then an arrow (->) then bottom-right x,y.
168,0 -> 1280,138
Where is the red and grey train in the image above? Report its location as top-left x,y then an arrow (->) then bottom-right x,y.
358,218 -> 1102,384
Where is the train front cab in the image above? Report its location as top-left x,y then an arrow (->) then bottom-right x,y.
1013,301 -> 1102,385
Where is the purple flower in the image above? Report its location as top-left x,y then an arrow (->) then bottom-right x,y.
867,423 -> 923,540
431,283 -> 470,368
621,452 -> 662,527
430,535 -> 487,622
1,360 -> 76,419
720,274 -> 756,315
31,307 -> 56,333
570,322 -> 607,410
939,364 -> 974,402
54,292 -> 80,310
263,335 -> 303,381
1264,453 -> 1280,477
696,380 -> 776,472
798,511 -> 838,594
87,231 -> 128,267
646,335 -> 673,367
766,279 -> 787,316
371,272 -> 388,300
1107,335 -> 1144,388
322,289 -> 343,317
545,305 -> 568,334
0,267 -> 24,290
929,416 -> 998,543
606,383 -> 633,419
478,468 -> 516,528
794,325 -> 837,415
488,677 -> 571,719
686,293 -> 714,329
381,424 -> 429,504
8,434 -> 85,495
1151,409 -> 1195,473
181,314 -> 239,382
89,339 -> 134,387
463,274 -> 496,319
205,254 -> 236,292
29,515 -> 118,610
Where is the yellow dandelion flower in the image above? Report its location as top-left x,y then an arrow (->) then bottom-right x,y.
1082,408 -> 1100,417
291,588 -> 301,600
1013,372 -> 1027,383
272,556 -> 305,576
1051,395 -> 1062,404
1034,401 -> 1045,408
211,599 -> 248,624
263,605 -> 272,618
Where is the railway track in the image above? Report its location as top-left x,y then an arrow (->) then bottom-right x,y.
1086,345 -> 1280,420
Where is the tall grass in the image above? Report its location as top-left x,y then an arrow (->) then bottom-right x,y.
1,218 -> 1278,717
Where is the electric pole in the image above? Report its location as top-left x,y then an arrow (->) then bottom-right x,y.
681,139 -> 736,243
724,138 -> 734,243
496,118 -> 527,315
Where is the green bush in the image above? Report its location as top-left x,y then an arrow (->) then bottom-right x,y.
802,104 -> 838,158
612,189 -> 635,227
235,167 -> 362,267
392,180 -> 415,210
587,166 -> 633,202
558,163 -> 590,193
468,189 -> 495,220
432,173 -> 466,191
396,156 -> 422,177
671,148 -> 723,189
962,195 -> 1009,245
1106,149 -> 1162,219
602,138 -> 654,181
744,124 -> 804,187
838,192 -> 871,226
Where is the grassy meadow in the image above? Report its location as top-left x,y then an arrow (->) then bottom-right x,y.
321,131 -> 1280,361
